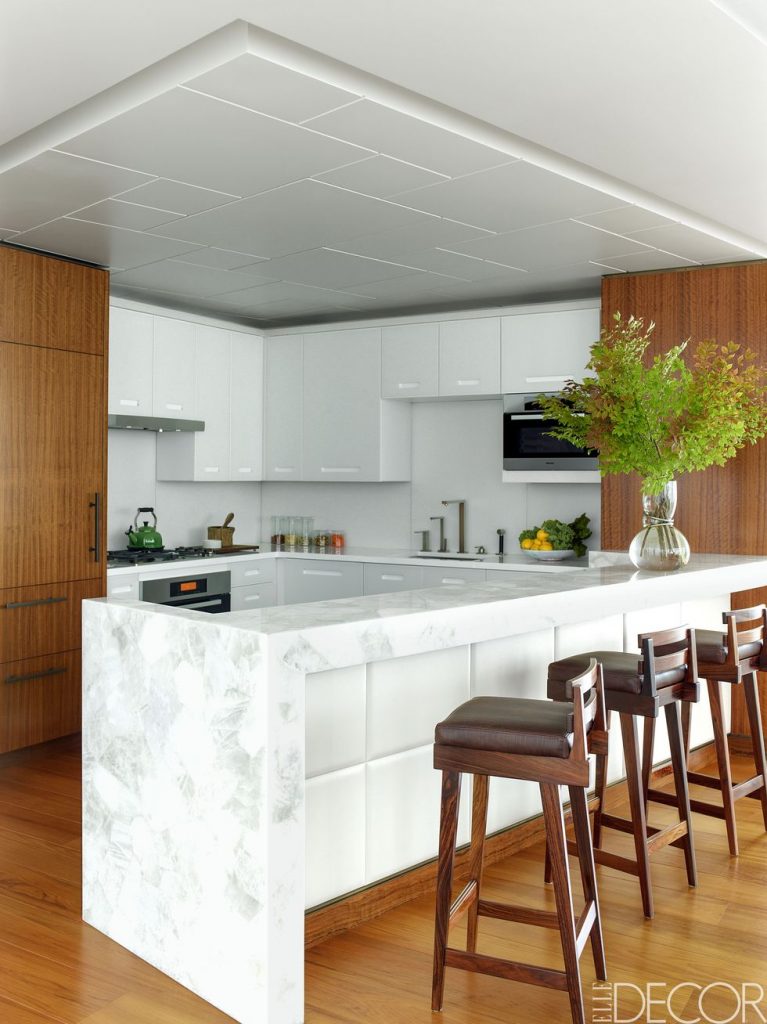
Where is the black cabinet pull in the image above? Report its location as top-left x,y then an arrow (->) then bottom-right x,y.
89,492 -> 101,563
3,596 -> 67,610
5,667 -> 66,685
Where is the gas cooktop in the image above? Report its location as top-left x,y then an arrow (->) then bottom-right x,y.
107,546 -> 230,568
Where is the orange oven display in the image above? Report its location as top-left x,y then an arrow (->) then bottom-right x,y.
179,581 -> 199,592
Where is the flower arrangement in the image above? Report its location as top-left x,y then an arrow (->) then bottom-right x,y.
537,313 -> 767,495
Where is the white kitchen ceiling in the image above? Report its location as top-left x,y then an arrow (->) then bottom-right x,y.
0,13 -> 765,327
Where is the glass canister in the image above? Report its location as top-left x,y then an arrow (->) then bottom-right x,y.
270,515 -> 287,548
329,529 -> 345,549
313,528 -> 331,550
299,516 -> 314,548
285,516 -> 303,548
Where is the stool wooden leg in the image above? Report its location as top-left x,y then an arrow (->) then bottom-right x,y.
466,773 -> 489,953
592,710 -> 611,851
541,782 -> 585,1024
568,784 -> 607,982
620,712 -> 654,919
681,699 -> 692,759
665,701 -> 697,887
641,717 -> 655,811
708,678 -> 739,856
743,672 -> 767,832
432,770 -> 461,1012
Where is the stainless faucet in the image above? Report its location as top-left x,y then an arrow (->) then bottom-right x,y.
414,528 -> 431,552
442,500 -> 466,554
430,515 -> 447,552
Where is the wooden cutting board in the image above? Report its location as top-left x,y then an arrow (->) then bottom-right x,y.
218,544 -> 259,553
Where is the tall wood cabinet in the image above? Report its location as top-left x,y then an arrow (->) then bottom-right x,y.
0,246 -> 107,753
600,261 -> 767,750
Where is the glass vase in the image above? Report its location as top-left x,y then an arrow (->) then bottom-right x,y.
628,480 -> 690,571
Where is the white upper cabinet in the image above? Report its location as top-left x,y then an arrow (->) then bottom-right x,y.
501,306 -> 599,394
230,332 -> 263,481
438,318 -> 501,397
264,335 -> 303,480
303,328 -> 411,482
381,323 -> 439,399
108,307 -> 153,415
153,316 -> 196,418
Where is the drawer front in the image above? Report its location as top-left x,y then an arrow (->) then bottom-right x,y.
281,559 -> 363,605
0,579 -> 102,663
0,649 -> 81,753
230,558 -> 276,588
230,582 -> 277,611
107,575 -> 139,601
420,566 -> 486,587
363,563 -> 423,595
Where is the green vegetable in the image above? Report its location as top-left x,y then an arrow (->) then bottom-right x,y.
518,514 -> 592,557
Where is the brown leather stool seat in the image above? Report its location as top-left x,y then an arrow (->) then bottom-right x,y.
546,626 -> 699,919
432,661 -> 607,1024
646,607 -> 767,857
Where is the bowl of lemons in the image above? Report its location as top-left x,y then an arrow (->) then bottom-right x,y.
518,515 -> 591,561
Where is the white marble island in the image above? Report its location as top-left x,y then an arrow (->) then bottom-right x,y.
82,552 -> 767,1024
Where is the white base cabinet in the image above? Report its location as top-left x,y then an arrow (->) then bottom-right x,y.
280,558 -> 364,605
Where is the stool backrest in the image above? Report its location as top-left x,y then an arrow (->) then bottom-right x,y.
567,657 -> 607,763
723,605 -> 767,670
637,624 -> 698,699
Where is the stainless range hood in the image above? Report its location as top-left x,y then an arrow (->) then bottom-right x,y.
108,414 -> 205,432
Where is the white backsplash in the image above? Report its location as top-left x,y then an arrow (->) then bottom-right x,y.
107,400 -> 601,554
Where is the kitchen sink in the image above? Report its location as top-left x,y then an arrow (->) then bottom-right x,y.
409,554 -> 484,561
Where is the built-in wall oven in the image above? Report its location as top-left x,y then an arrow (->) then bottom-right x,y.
503,395 -> 598,473
140,570 -> 231,613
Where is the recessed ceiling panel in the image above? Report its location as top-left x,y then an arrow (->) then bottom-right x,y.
110,259 -> 276,297
624,222 -> 759,262
450,220 -> 653,271
0,150 -> 153,232
593,250 -> 698,273
393,162 -> 620,233
213,279 -> 368,309
400,247 -> 527,281
11,217 -> 202,269
349,272 -> 464,300
150,179 -> 435,257
341,217 -> 493,261
70,198 -> 183,231
173,247 -> 269,270
574,205 -> 676,235
58,88 -> 374,197
257,247 -> 420,289
313,155 -> 448,198
304,99 -> 515,177
183,53 -> 360,123
117,178 -> 240,215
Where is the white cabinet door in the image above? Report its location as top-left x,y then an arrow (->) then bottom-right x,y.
421,565 -> 486,586
230,558 -> 276,587
106,573 -> 139,600
303,329 -> 383,481
230,581 -> 277,611
108,307 -> 153,415
363,562 -> 423,595
230,332 -> 263,481
153,316 -> 196,418
281,559 -> 363,604
381,324 -> 439,399
193,326 -> 231,480
438,318 -> 501,397
264,336 -> 303,480
501,306 -> 599,394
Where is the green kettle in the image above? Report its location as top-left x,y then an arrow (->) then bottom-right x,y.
126,507 -> 163,550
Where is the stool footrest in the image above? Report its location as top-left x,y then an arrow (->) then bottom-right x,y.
593,848 -> 640,877
650,783 -> 728,820
477,899 -> 559,929
646,820 -> 688,855
687,771 -> 724,791
599,812 -> 636,836
444,947 -> 569,992
732,775 -> 764,801
448,881 -> 477,924
575,902 -> 597,958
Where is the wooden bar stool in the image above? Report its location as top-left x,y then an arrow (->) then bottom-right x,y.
644,606 -> 767,856
547,625 -> 699,919
432,659 -> 608,1024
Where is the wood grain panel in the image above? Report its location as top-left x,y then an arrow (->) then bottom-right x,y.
0,246 -> 108,355
0,342 -> 106,589
0,579 -> 102,664
601,263 -> 767,742
0,650 -> 81,754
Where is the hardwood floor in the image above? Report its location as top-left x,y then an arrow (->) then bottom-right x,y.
0,737 -> 765,1022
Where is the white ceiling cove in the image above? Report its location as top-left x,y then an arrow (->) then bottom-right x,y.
0,8 -> 765,326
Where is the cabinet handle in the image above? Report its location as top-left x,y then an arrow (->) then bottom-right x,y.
237,467 -> 252,473
204,467 -> 220,473
244,594 -> 263,603
397,381 -> 420,390
5,666 -> 66,685
274,467 -> 295,473
119,398 -> 139,407
89,493 -> 101,563
524,375 -> 570,384
243,569 -> 262,578
321,467 -> 360,474
455,379 -> 480,387
109,586 -> 134,596
302,569 -> 343,577
381,574 -> 404,581
3,595 -> 67,610
441,577 -> 466,584
165,403 -> 183,411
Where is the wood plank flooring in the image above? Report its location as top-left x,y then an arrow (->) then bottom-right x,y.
0,736 -> 765,1022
